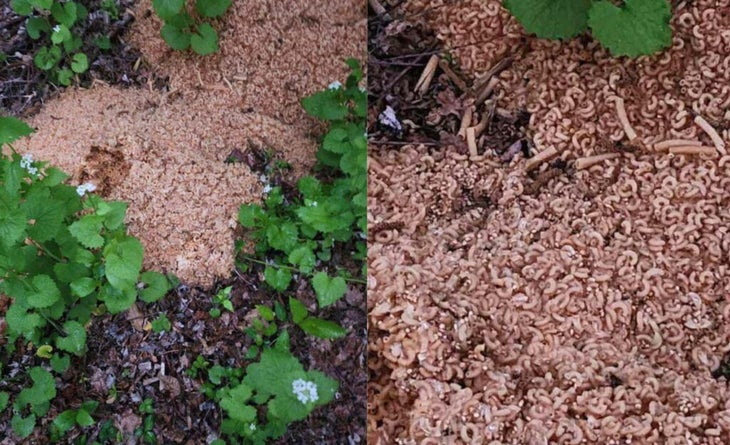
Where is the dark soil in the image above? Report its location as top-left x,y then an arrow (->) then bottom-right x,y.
0,0 -> 161,117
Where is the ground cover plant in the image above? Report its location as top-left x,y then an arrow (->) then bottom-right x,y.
503,0 -> 673,56
152,0 -> 232,55
0,116 -> 174,440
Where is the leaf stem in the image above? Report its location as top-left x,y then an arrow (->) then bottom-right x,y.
30,239 -> 64,263
239,256 -> 367,285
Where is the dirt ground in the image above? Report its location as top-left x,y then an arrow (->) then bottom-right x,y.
368,1 -> 730,444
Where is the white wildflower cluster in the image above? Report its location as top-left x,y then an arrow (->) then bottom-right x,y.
249,423 -> 256,431
328,81 -> 342,90
20,154 -> 38,176
292,378 -> 318,404
53,25 -> 61,33
76,183 -> 97,197
263,184 -> 272,194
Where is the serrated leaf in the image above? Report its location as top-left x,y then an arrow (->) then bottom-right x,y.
288,246 -> 315,274
28,274 -> 61,308
138,271 -> 170,303
190,23 -> 219,55
238,203 -> 263,228
104,237 -> 143,291
71,53 -> 88,73
0,206 -> 26,248
504,0 -> 592,39
53,410 -> 76,435
302,90 -> 348,121
161,23 -> 191,50
96,200 -> 128,230
322,127 -> 349,154
266,222 -> 298,253
68,214 -> 104,249
289,297 -> 308,324
51,1 -> 77,27
70,277 -> 97,298
11,414 -> 36,438
297,176 -> 321,200
152,0 -> 184,20
311,272 -> 346,307
256,305 -> 275,321
0,116 -> 34,144
264,266 -> 291,292
220,384 -> 256,422
5,304 -> 43,338
195,0 -> 231,17
297,317 -> 346,339
99,283 -> 137,313
76,409 -> 95,427
18,367 -> 56,410
588,0 -> 672,57
243,349 -> 305,399
56,320 -> 86,355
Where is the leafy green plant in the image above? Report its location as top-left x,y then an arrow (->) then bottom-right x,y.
237,59 -> 367,311
134,398 -> 157,445
50,400 -> 98,441
504,0 -> 673,57
150,313 -> 171,333
0,116 -> 174,438
10,0 -> 91,85
209,285 -> 234,318
152,0 -> 232,55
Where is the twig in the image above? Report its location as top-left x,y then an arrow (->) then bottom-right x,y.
438,60 -> 468,92
652,139 -> 701,150
615,97 -> 637,141
575,153 -> 621,170
466,127 -> 478,157
414,55 -> 440,95
369,0 -> 392,21
458,106 -> 473,139
694,115 -> 727,155
668,145 -> 718,156
474,77 -> 499,106
524,146 -> 558,171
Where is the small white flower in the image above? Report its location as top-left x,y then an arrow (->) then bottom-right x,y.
76,183 -> 97,197
53,25 -> 61,33
359,86 -> 366,93
20,154 -> 38,176
249,424 -> 256,431
292,378 -> 319,404
328,81 -> 342,90
259,174 -> 267,183
311,201 -> 318,207
378,106 -> 402,132
262,184 -> 272,194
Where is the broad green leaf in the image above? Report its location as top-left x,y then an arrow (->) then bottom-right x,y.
288,297 -> 308,324
138,271 -> 170,303
311,272 -> 346,307
588,0 -> 672,57
34,45 -> 62,70
96,201 -> 128,230
26,17 -> 50,39
56,320 -> 86,355
50,353 -> 70,373
71,53 -> 89,73
322,127 -> 349,154
219,384 -> 256,423
152,0 -> 184,20
264,266 -> 291,292
5,304 -> 43,338
503,0 -> 591,39
288,246 -> 315,274
306,370 -> 339,405
256,305 -> 275,321
28,274 -> 61,308
53,261 -> 89,284
297,317 -> 347,339
57,68 -> 73,86
29,0 -> 52,9
238,203 -> 263,228
76,409 -> 95,427
195,0 -> 232,17
53,410 -> 77,435
99,283 -> 136,313
94,35 -> 112,50
70,277 -> 97,298
11,414 -> 36,438
266,222 -> 298,253
68,214 -> 104,249
0,116 -> 34,144
36,344 -> 53,359
51,1 -> 77,27
0,392 -> 8,411
63,34 -> 83,53
18,367 -> 56,411
51,24 -> 71,44
11,0 -> 33,15
104,237 -> 144,291
190,23 -> 219,55
161,24 -> 191,50
297,176 -> 321,200
302,90 -> 348,121
242,348 -> 305,399
0,205 -> 26,248
208,365 -> 226,385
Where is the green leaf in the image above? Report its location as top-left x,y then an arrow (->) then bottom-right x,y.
264,266 -> 291,292
28,274 -> 61,308
29,0 -> 52,9
21,188 -> 64,242
306,370 -> 339,405
150,313 -> 171,333
11,413 -> 36,438
34,45 -> 62,70
0,392 -> 9,411
266,222 -> 298,253
63,34 -> 83,53
322,127 -> 349,154
297,317 -> 347,339
11,0 -> 32,15
36,344 -> 53,359
588,0 -> 672,57
96,200 -> 128,230
220,384 -> 256,423
138,271 -> 170,303
26,17 -> 50,39
311,272 -> 346,307
70,277 -> 97,298
190,23 -> 219,55
18,367 -> 56,412
51,1 -> 77,27
302,90 -> 348,121
297,176 -> 321,200
503,0 -> 591,39
94,35 -> 112,50
53,410 -> 77,435
71,53 -> 89,73
99,283 -> 136,314
195,0 -> 231,17
57,68 -> 74,86
76,409 -> 95,427
160,24 -> 191,50
56,320 -> 86,355
243,349 -> 305,399
5,304 -> 43,339
208,365 -> 226,385
0,206 -> 26,249
104,237 -> 144,291
256,305 -> 275,321
50,353 -> 71,373
68,214 -> 104,249
152,0 -> 184,20
51,24 -> 72,44
289,297 -> 308,324
288,246 -> 315,274
238,204 -> 263,228
0,116 -> 34,144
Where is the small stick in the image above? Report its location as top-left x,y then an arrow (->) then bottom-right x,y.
466,127 -> 478,157
438,60 -> 468,92
652,139 -> 702,150
475,77 -> 500,106
615,97 -> 637,141
694,115 -> 727,155
414,55 -> 440,95
458,106 -> 473,139
669,145 -> 718,156
472,56 -> 514,94
369,0 -> 392,21
524,146 -> 558,171
575,153 -> 621,170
